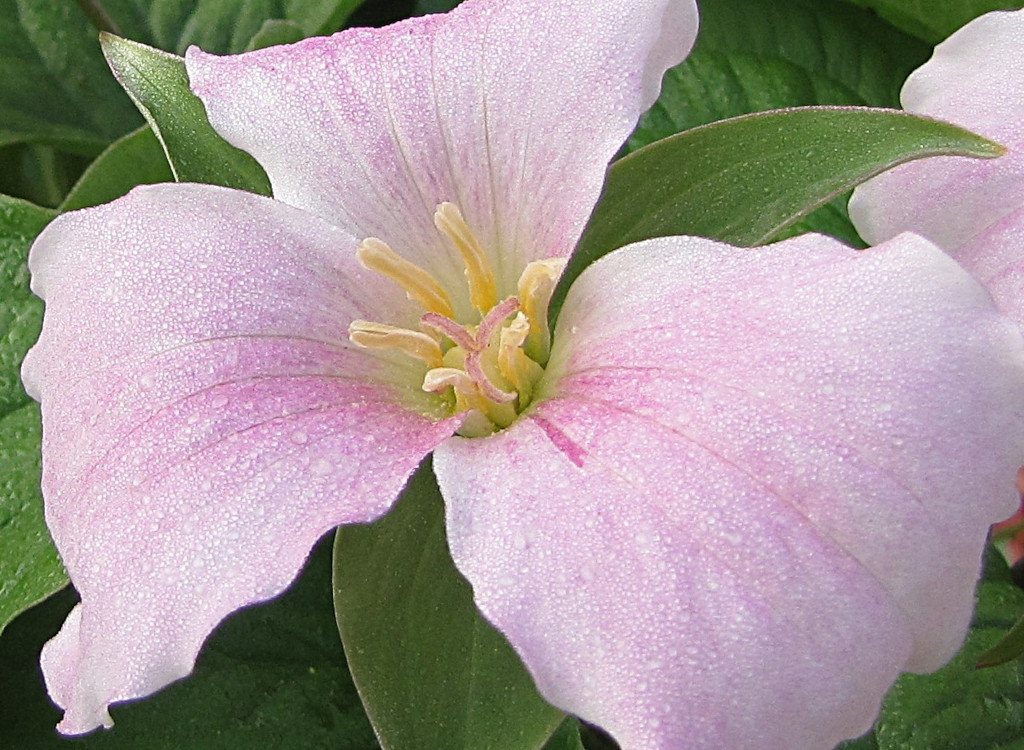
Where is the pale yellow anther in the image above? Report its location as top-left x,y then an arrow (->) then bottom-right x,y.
434,202 -> 498,314
517,257 -> 567,363
349,320 -> 444,367
356,238 -> 456,318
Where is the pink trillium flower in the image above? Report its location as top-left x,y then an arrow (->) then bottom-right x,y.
21,1 -> 1024,747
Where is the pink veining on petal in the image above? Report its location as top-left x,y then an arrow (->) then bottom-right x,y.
186,0 -> 698,314
23,184 -> 459,734
850,9 -> 1024,297
529,413 -> 586,468
437,232 -> 1024,748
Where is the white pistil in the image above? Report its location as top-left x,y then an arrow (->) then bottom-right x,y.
421,312 -> 477,351
356,237 -> 456,318
422,298 -> 521,404
349,321 -> 444,367
434,202 -> 498,314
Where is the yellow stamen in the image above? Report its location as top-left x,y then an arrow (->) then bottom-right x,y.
349,320 -> 444,367
434,202 -> 498,314
517,258 -> 567,363
357,238 -> 456,318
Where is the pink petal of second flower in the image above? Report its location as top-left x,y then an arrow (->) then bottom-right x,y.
186,0 -> 697,309
956,205 -> 1024,328
22,184 -> 459,734
849,10 -> 1024,253
435,233 -> 1024,748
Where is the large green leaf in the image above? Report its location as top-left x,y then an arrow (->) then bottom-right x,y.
0,536 -> 379,747
0,144 -> 92,209
630,0 -> 930,150
838,549 -> 1024,749
0,195 -> 66,636
628,0 -> 931,246
557,107 -> 1003,313
842,0 -> 1024,44
60,124 -> 174,212
98,0 -> 366,55
0,0 -> 141,153
333,460 -> 565,750
101,34 -> 271,195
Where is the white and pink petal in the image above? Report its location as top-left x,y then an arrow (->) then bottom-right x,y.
436,233 -> 1024,748
23,184 -> 459,734
186,0 -> 698,313
849,9 -> 1024,256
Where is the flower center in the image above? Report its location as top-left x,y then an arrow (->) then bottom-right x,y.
349,202 -> 565,437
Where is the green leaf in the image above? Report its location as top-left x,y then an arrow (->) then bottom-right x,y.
542,718 -> 586,750
415,0 -> 461,13
841,0 -> 1024,44
630,0 -> 930,149
557,107 -> 1003,314
0,196 -> 51,432
0,195 -> 66,636
627,0 -> 931,247
0,144 -> 90,209
60,125 -> 174,212
0,403 -> 66,638
101,34 -> 271,195
100,0 -> 366,55
860,549 -> 1024,749
0,0 -> 141,153
245,19 -> 307,51
0,536 -> 379,747
977,611 -> 1024,669
333,459 -> 565,750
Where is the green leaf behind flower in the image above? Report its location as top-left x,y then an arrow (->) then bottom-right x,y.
841,0 -> 1024,44
976,611 -> 1024,669
631,0 -> 930,149
60,124 -> 174,212
97,0 -> 366,55
333,460 -> 566,750
0,195 -> 66,636
629,0 -> 932,248
838,548 -> 1024,749
0,536 -> 380,747
100,34 -> 271,195
245,19 -> 308,51
556,107 -> 1003,316
0,0 -> 141,154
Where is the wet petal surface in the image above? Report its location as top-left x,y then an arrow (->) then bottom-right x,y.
436,233 -> 1024,749
23,184 -> 459,733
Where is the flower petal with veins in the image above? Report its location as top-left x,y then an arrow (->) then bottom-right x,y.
23,0 -> 1024,746
185,0 -> 698,317
850,9 -> 1024,324
437,233 -> 1024,749
23,184 -> 461,734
